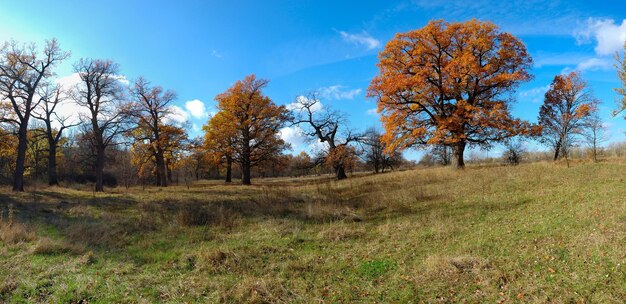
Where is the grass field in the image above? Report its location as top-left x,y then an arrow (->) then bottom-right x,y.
0,160 -> 625,303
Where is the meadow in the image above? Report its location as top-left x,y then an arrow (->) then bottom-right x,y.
0,160 -> 624,303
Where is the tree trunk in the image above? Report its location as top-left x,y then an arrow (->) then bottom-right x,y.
336,164 -> 347,180
553,139 -> 561,161
155,152 -> 166,187
241,161 -> 251,185
225,157 -> 232,183
12,125 -> 28,192
48,144 -> 59,186
95,146 -> 105,192
166,159 -> 173,184
452,141 -> 466,169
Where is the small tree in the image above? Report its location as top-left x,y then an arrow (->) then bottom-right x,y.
362,127 -> 402,173
538,71 -> 598,163
502,138 -> 526,165
581,112 -> 607,162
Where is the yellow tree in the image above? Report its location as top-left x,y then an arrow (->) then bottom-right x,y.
203,112 -> 237,182
205,75 -> 289,185
368,19 -> 536,169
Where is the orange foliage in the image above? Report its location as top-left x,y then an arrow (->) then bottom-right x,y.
204,75 -> 289,184
367,19 -> 535,162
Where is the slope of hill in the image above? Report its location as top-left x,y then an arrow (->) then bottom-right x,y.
1,161 -> 625,303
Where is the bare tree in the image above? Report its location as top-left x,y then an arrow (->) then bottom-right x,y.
502,137 -> 526,165
290,93 -> 360,180
32,84 -> 79,185
72,58 -> 131,192
361,127 -> 402,173
0,39 -> 69,191
581,112 -> 607,162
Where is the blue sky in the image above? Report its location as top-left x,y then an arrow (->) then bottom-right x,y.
1,0 -> 625,159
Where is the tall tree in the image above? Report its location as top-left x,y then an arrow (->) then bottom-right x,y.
367,19 -> 536,169
129,77 -> 177,187
0,39 -> 69,191
615,40 -> 626,118
32,84 -> 78,185
538,71 -> 598,162
290,94 -> 360,179
72,59 -> 130,192
207,75 -> 289,185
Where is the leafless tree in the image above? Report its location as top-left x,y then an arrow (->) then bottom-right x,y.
0,39 -> 69,191
502,137 -> 526,165
290,93 -> 360,179
581,112 -> 608,162
32,84 -> 79,185
361,127 -> 402,173
71,58 -> 131,192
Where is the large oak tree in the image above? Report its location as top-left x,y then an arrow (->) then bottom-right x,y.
205,75 -> 289,185
368,19 -> 535,169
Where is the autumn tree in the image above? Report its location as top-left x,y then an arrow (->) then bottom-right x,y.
203,112 -> 237,183
367,19 -> 536,169
615,40 -> 626,118
128,77 -> 179,187
32,84 -> 78,185
207,75 -> 289,185
0,39 -> 69,191
538,71 -> 598,162
72,59 -> 131,192
290,94 -> 360,179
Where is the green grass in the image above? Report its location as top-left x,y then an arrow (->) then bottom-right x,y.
0,160 -> 625,303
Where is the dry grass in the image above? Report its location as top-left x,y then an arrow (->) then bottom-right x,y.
0,159 -> 624,303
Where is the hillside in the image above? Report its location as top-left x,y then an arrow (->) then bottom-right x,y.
0,161 -> 625,303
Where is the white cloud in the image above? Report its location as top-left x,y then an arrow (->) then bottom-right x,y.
211,49 -> 223,59
575,18 -> 626,56
337,30 -> 381,50
185,99 -> 207,119
279,126 -> 307,148
319,85 -> 362,100
366,108 -> 379,116
518,85 -> 551,103
575,57 -> 612,71
166,105 -> 189,124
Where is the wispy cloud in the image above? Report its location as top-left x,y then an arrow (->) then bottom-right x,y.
518,85 -> 550,103
211,49 -> 223,59
319,85 -> 362,100
337,30 -> 380,50
366,108 -> 379,116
